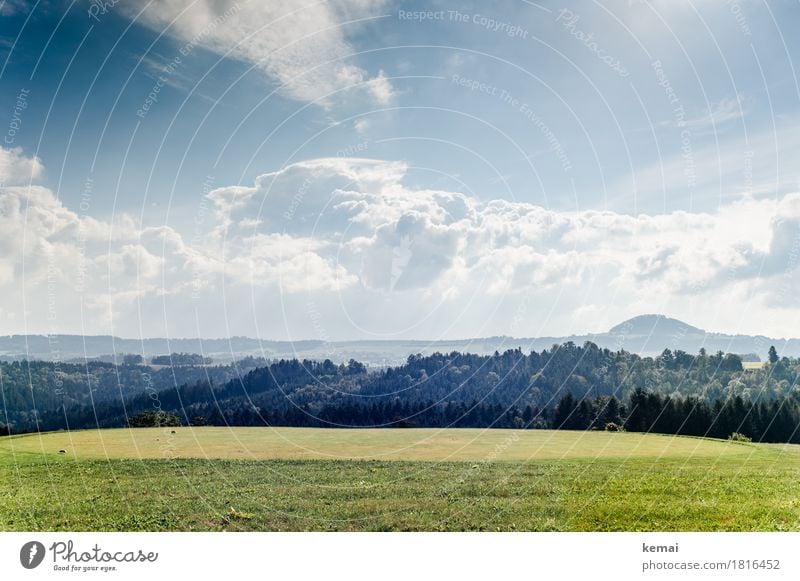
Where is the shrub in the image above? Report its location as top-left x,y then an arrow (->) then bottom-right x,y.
189,415 -> 208,426
728,432 -> 752,442
604,422 -> 624,432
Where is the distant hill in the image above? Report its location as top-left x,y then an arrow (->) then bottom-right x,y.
0,314 -> 793,365
608,314 -> 704,336
584,314 -> 781,360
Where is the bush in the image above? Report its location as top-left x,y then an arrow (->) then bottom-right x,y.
604,422 -> 624,432
728,432 -> 752,442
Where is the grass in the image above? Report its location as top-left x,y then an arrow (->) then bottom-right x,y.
0,426 -> 754,461
1,427 -> 799,531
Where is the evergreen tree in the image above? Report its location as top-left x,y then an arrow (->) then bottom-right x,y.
554,393 -> 578,429
768,346 -> 779,364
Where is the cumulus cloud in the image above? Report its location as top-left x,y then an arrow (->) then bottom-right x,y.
0,146 -> 43,185
208,157 -> 788,299
4,151 -> 800,339
198,158 -> 800,338
123,0 -> 394,107
0,154 -> 361,335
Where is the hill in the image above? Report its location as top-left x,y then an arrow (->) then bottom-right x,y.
607,314 -> 705,336
0,314 -> 793,365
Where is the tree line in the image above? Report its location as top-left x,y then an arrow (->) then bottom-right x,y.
552,389 -> 800,442
96,388 -> 800,444
2,342 -> 797,442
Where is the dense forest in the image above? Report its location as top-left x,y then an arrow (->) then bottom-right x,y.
0,356 -> 268,431
2,342 -> 800,442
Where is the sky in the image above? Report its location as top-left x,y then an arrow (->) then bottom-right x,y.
1,0 -> 800,341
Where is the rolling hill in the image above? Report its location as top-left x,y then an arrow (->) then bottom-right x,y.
0,314 -> 792,365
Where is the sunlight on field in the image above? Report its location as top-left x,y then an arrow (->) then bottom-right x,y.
1,429 -> 796,531
0,427 -> 754,462
742,361 -> 766,370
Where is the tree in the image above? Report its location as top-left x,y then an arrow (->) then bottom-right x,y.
122,354 -> 143,366
346,359 -> 366,375
522,405 -> 534,426
659,348 -> 675,370
768,346 -> 779,364
595,395 -> 622,427
127,410 -> 181,428
576,399 -> 594,429
151,353 -> 212,366
554,393 -> 578,429
721,353 -> 743,372
625,388 -> 650,432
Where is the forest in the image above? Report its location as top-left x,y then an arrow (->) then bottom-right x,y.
2,342 -> 799,442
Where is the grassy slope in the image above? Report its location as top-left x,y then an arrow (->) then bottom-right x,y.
1,428 -> 799,531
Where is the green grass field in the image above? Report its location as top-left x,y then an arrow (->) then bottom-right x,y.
1,427 -> 799,531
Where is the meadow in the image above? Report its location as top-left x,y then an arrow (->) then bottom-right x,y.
1,428 -> 799,531
742,361 -> 767,370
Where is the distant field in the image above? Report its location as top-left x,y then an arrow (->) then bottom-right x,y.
0,427 -> 754,462
742,361 -> 766,369
1,428 -> 798,531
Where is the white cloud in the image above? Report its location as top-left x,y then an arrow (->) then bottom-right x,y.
222,159 -> 800,337
201,158 -> 800,329
124,0 -> 394,107
364,69 -> 394,105
4,151 -> 800,339
0,146 -> 43,185
0,154 -> 361,335
103,244 -> 165,281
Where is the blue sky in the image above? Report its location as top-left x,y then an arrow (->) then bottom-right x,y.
2,0 -> 800,341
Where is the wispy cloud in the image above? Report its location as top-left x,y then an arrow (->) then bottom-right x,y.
656,94 -> 746,132
0,0 -> 28,16
613,112 -> 798,209
122,0 -> 395,108
682,94 -> 746,130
